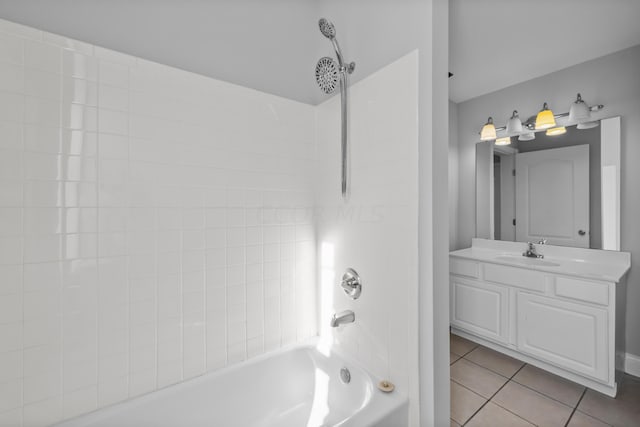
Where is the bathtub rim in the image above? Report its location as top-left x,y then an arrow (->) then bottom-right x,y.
53,337 -> 408,427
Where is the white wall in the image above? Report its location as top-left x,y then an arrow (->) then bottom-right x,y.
315,50 -> 419,424
316,1 -> 449,425
0,18 -> 317,426
453,44 -> 640,357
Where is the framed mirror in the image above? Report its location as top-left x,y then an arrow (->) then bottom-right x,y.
475,116 -> 620,250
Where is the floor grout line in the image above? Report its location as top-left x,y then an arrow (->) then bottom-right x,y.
458,347 -> 586,410
458,353 -> 513,379
564,388 -> 587,427
460,361 -> 528,426
450,343 -> 479,360
507,375 -> 582,409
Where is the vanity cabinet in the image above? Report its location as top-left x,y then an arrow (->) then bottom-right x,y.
450,276 -> 509,344
449,249 -> 628,397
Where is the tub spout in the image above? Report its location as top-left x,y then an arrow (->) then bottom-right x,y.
330,310 -> 355,327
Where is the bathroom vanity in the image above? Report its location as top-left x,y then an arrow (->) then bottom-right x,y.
450,238 -> 631,397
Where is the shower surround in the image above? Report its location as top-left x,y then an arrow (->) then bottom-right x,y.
0,17 -> 421,427
0,18 -> 317,425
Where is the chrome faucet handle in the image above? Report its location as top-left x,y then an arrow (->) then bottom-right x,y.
341,268 -> 362,300
538,238 -> 547,245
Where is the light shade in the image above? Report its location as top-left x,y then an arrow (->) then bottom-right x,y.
577,121 -> 600,130
506,110 -> 523,135
480,117 -> 497,141
535,103 -> 556,130
518,132 -> 536,141
495,137 -> 511,146
569,93 -> 591,122
546,126 -> 567,136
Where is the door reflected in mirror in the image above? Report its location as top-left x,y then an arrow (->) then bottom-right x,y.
476,117 -> 620,251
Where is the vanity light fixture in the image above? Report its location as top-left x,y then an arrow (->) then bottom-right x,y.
569,93 -> 591,122
577,121 -> 600,129
506,110 -> 523,135
477,95 -> 605,143
546,126 -> 567,136
535,103 -> 556,130
480,117 -> 497,141
518,132 -> 536,141
495,137 -> 511,146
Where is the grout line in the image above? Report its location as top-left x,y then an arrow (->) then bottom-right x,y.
461,347 -> 588,411
509,376 -> 581,409
460,362 -> 527,426
564,388 -> 587,427
451,343 -> 479,359
458,353 -> 511,380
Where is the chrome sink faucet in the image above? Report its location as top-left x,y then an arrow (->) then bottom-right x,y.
523,242 -> 544,259
330,310 -> 355,327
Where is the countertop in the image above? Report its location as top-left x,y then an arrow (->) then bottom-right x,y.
450,239 -> 631,283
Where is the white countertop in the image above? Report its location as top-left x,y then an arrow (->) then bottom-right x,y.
450,239 -> 631,283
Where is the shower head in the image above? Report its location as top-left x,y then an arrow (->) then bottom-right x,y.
315,56 -> 339,94
318,18 -> 336,39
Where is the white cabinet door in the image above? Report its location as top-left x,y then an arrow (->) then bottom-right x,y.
517,292 -> 608,382
451,276 -> 509,344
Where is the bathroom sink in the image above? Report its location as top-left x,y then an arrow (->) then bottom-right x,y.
494,255 -> 560,267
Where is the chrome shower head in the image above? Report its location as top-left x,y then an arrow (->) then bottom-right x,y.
315,56 -> 339,94
318,18 -> 336,39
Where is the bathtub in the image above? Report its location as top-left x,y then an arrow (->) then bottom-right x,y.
55,342 -> 408,427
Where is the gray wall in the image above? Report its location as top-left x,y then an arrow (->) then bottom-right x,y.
453,45 -> 640,356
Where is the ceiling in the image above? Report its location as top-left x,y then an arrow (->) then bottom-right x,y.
0,0 -> 326,104
449,0 -> 640,103
2,1 -> 639,105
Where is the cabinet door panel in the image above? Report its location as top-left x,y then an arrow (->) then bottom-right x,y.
517,293 -> 608,382
451,277 -> 509,344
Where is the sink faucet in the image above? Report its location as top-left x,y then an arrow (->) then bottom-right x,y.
523,242 -> 544,259
330,310 -> 355,327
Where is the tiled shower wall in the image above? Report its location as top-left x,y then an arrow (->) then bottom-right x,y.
0,19 -> 317,426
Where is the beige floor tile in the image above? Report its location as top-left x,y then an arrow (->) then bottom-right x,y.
578,374 -> 640,427
567,411 -> 612,427
466,402 -> 535,427
450,333 -> 477,356
451,359 -> 509,399
450,380 -> 486,425
464,346 -> 525,378
451,419 -> 461,427
450,352 -> 461,365
513,364 -> 585,407
493,381 -> 573,426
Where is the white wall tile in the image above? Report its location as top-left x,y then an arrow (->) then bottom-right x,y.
63,77 -> 98,107
0,62 -> 23,93
62,50 -> 98,81
24,69 -> 60,100
23,397 -> 62,427
24,40 -> 61,74
98,60 -> 129,88
0,33 -> 23,65
0,20 -> 318,426
0,92 -> 23,123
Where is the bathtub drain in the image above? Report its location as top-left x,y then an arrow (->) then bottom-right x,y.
340,367 -> 351,384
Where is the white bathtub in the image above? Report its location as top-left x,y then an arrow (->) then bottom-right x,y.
55,343 -> 408,427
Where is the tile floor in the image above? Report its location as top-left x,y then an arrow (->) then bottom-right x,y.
450,333 -> 640,427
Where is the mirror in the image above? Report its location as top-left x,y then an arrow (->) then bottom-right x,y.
476,116 -> 620,250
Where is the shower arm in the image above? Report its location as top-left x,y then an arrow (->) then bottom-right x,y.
332,38 -> 356,75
